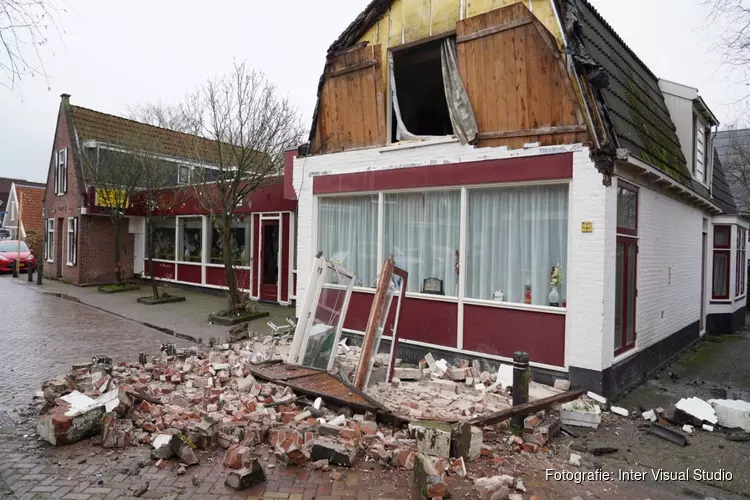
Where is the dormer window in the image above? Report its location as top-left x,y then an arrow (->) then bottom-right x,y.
177,165 -> 190,185
693,114 -> 713,185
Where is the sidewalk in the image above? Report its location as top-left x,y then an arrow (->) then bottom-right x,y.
13,278 -> 294,344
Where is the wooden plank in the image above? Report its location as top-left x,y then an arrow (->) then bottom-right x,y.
353,257 -> 395,390
478,124 -> 587,139
469,389 -> 584,426
391,31 -> 458,53
360,47 -> 379,148
481,11 -> 497,138
513,21 -> 529,131
503,15 -> 519,132
525,24 -> 541,130
349,48 -> 366,148
374,48 -> 387,146
456,17 -> 533,44
488,8 -> 509,134
326,60 -> 377,79
533,28 -> 553,128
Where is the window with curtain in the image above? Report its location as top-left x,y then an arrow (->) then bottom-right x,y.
210,218 -> 251,266
177,217 -> 202,263
713,225 -> 730,299
318,196 -> 378,287
383,190 -> 460,296
735,227 -> 747,297
149,218 -> 176,260
466,185 -> 568,306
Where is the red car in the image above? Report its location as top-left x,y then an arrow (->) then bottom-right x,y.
0,240 -> 37,273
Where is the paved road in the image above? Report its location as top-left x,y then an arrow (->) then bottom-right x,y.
0,276 -> 191,414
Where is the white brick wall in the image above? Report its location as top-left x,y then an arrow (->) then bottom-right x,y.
565,148 -> 612,371
631,180 -> 703,352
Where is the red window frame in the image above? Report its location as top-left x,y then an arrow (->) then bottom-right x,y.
736,227 -> 747,298
615,180 -> 638,355
712,225 -> 731,300
616,181 -> 639,237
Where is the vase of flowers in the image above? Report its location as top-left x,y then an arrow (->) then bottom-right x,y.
549,264 -> 562,307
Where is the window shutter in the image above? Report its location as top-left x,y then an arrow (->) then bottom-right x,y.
311,44 -> 386,154
455,3 -> 585,148
54,151 -> 60,195
62,149 -> 68,193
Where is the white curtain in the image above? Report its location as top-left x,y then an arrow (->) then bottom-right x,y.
466,185 -> 569,305
440,37 -> 478,144
318,196 -> 378,287
384,191 -> 461,295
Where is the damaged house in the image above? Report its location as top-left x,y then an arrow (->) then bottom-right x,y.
289,0 -> 745,397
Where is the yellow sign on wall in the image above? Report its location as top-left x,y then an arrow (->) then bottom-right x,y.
95,189 -> 129,208
581,221 -> 593,233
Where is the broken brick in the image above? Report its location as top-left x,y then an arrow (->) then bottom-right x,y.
225,460 -> 266,490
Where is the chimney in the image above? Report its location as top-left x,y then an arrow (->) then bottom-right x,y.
60,93 -> 71,104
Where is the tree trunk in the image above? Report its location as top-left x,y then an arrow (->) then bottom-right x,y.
113,216 -> 122,285
221,213 -> 240,312
147,218 -> 158,299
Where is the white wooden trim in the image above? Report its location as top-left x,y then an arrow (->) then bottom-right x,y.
457,187 -> 467,349
288,212 -> 296,301
278,214 -> 283,303
201,215 -> 208,285
377,192 -> 384,265
463,297 -> 567,315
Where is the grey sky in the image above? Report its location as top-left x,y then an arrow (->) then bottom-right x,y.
0,0 -> 743,183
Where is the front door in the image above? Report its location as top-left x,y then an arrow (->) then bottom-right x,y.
260,220 -> 280,302
701,231 -> 707,332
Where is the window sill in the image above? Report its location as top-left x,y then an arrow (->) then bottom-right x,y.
205,263 -> 251,270
463,297 -> 566,314
150,258 -> 176,264
46,259 -> 53,264
379,136 -> 458,153
613,342 -> 637,363
710,298 -> 731,304
735,294 -> 747,302
66,262 -> 76,268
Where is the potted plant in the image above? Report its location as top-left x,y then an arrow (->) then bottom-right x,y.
549,264 -> 562,307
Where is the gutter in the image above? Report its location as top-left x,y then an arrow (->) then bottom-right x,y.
617,149 -> 722,214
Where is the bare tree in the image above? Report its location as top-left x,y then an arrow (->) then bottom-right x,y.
165,62 -> 303,313
717,125 -> 750,215
80,140 -> 144,285
1,0 -> 65,90
706,1 -> 750,72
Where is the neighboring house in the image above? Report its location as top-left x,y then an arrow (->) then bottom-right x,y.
1,183 -> 46,240
44,94 -> 297,302
714,128 -> 750,217
289,0 -> 744,397
0,177 -> 45,227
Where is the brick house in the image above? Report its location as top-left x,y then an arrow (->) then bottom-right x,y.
43,95 -> 297,300
290,0 -> 745,396
0,178 -> 45,231
2,182 -> 46,240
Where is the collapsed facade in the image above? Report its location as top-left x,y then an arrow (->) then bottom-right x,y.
290,0 -> 746,397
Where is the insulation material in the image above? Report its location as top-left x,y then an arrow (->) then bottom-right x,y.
402,0 -> 433,42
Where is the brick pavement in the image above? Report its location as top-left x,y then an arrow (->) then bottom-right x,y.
0,276 -> 192,414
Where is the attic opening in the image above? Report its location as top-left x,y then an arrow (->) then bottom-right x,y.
390,38 -> 454,142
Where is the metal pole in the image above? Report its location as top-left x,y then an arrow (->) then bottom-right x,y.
13,192 -> 22,278
37,261 -> 43,285
28,265 -> 33,282
511,351 -> 530,429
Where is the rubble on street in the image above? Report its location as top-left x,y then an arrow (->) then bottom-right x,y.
30,330 -> 654,497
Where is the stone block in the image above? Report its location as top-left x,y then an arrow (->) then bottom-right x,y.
429,379 -> 459,394
452,422 -> 483,462
396,448 -> 416,470
310,438 -> 359,467
413,453 -> 448,499
560,400 -> 601,428
237,374 -> 257,392
224,444 -> 253,469
37,395 -> 105,446
394,367 -> 423,380
709,399 -> 750,431
151,433 -> 180,459
225,460 -> 266,490
553,379 -> 571,391
101,413 -> 133,448
409,421 -> 452,458
177,442 -> 199,466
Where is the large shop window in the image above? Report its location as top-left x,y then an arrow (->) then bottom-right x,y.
615,182 -> 638,354
149,219 -> 176,260
712,225 -> 731,300
318,196 -> 378,288
210,218 -> 251,266
466,185 -> 569,306
384,190 -> 460,296
178,217 -> 202,263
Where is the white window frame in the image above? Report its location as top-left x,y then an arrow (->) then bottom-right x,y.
46,219 -> 54,263
55,149 -> 68,195
177,165 -> 191,185
66,217 -> 77,266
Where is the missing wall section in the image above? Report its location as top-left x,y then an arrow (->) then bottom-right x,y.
391,38 -> 454,142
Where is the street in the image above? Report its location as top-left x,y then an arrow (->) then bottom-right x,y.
0,277 -> 191,414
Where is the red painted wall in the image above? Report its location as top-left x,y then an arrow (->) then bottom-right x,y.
127,178 -> 296,217
284,150 -> 298,201
177,263 -> 201,284
313,153 -> 573,194
463,305 -> 565,366
148,261 -> 175,280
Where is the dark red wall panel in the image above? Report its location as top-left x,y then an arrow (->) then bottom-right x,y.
206,266 -> 226,287
313,153 -> 573,194
342,292 -> 458,348
148,261 -> 175,280
463,305 -> 565,366
177,263 -> 201,284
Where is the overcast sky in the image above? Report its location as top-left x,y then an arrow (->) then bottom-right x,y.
0,0 -> 744,183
